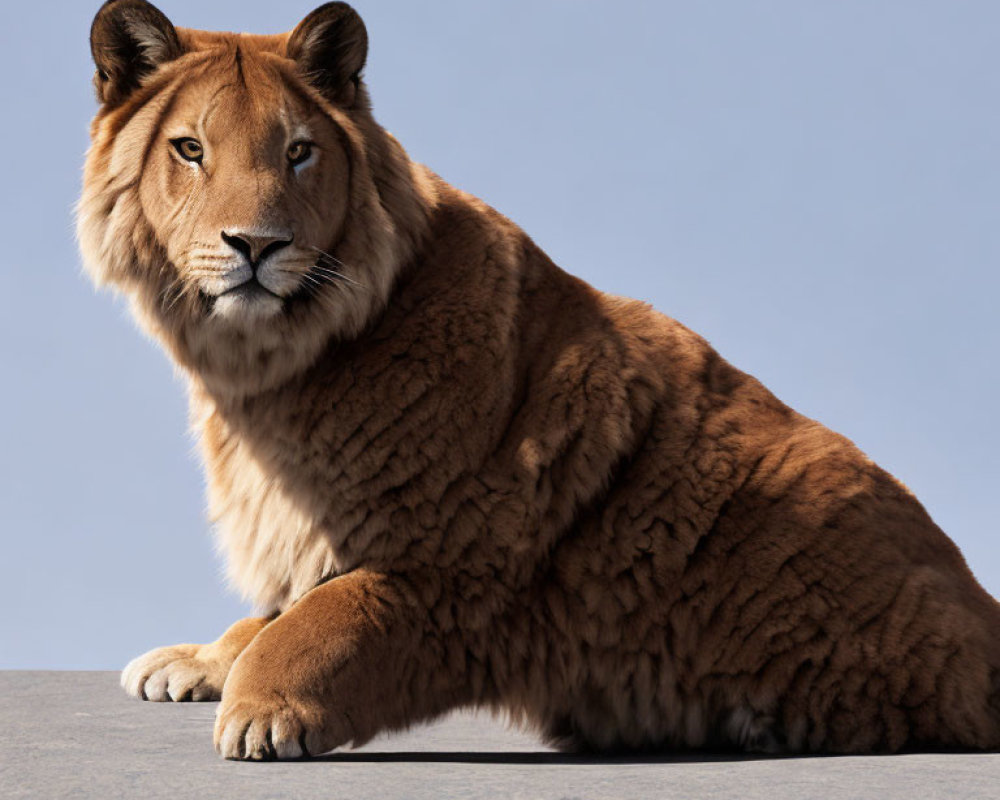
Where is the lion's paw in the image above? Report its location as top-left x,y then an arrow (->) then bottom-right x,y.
121,644 -> 227,702
214,691 -> 347,760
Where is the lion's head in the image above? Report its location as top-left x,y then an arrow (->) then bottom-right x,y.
78,0 -> 434,395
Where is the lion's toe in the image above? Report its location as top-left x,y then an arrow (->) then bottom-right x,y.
120,644 -> 221,702
214,694 -> 338,760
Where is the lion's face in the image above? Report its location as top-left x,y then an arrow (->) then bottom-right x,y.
78,1 -> 426,395
136,58 -> 351,326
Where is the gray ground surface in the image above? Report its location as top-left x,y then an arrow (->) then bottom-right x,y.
1,672 -> 998,799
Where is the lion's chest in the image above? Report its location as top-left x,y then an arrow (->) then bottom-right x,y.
199,418 -> 341,613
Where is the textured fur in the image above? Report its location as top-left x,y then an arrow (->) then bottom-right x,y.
80,1 -> 1000,760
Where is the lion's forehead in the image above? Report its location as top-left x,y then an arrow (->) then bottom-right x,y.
174,85 -> 289,158
164,55 -> 307,153
176,27 -> 288,57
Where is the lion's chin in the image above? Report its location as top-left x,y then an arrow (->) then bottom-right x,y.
210,284 -> 285,326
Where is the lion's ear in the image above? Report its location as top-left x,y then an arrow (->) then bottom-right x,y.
287,2 -> 368,107
90,0 -> 183,106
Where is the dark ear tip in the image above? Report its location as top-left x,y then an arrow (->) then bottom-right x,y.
287,1 -> 368,105
89,0 -> 180,105
91,0 -> 150,33
90,0 -> 174,42
287,2 -> 367,55
302,2 -> 361,22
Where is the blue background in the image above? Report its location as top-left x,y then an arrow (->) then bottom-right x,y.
1,1 -> 997,668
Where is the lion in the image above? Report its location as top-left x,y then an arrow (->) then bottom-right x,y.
78,0 -> 1000,760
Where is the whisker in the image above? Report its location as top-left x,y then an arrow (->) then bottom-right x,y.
299,274 -> 325,291
312,261 -> 370,291
307,245 -> 340,263
312,270 -> 350,294
270,266 -> 336,299
307,246 -> 371,291
162,280 -> 192,314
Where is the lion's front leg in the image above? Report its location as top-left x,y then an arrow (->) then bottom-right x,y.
214,569 -> 464,760
122,616 -> 271,702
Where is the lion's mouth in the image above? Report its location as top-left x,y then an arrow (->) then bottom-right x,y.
206,278 -> 290,323
218,279 -> 283,302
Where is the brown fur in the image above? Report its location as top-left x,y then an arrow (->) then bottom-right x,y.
80,1 -> 1000,760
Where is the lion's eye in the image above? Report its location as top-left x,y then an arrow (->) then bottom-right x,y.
287,141 -> 313,167
171,138 -> 204,163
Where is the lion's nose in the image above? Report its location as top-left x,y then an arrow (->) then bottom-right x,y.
221,230 -> 293,269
